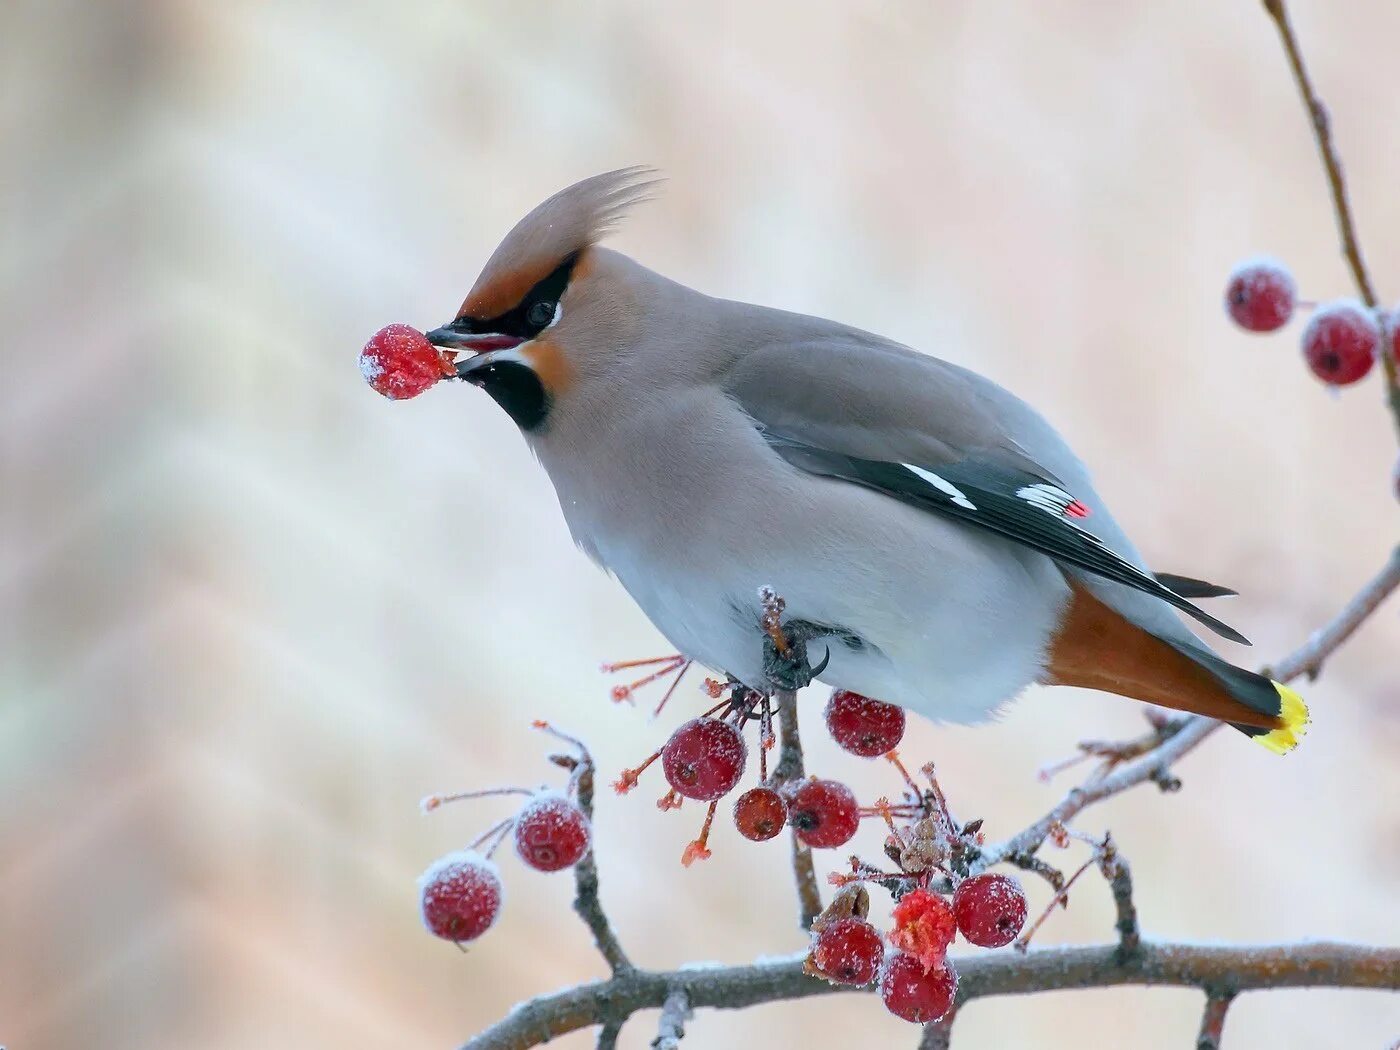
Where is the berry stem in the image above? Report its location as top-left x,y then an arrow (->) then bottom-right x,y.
681,802 -> 718,866
470,817 -> 515,859
421,786 -> 536,812
1014,844 -> 1102,952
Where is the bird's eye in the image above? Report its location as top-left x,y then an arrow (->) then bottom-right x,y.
526,300 -> 555,329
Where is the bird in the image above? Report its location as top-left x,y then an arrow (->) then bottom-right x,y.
426,167 -> 1307,753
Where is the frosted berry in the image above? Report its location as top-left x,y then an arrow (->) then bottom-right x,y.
513,792 -> 591,872
733,786 -> 787,841
824,690 -> 906,757
360,323 -> 454,400
787,778 -> 860,849
879,952 -> 958,1024
1390,308 -> 1400,365
811,917 -> 884,986
889,887 -> 957,970
661,718 -> 747,801
952,873 -> 1028,948
1301,301 -> 1378,386
418,851 -> 503,943
1224,259 -> 1296,333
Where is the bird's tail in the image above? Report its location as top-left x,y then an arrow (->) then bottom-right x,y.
1159,640 -> 1310,755
1045,584 -> 1310,754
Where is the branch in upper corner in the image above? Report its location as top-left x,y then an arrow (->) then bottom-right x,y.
773,688 -> 824,930
651,988 -> 692,1050
1260,0 -> 1400,435
1195,991 -> 1235,1050
571,758 -> 633,974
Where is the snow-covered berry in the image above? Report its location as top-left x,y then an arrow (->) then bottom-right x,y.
360,323 -> 454,400
1224,258 -> 1296,333
879,952 -> 958,1023
787,778 -> 860,849
1301,301 -> 1378,386
824,689 -> 906,757
811,917 -> 884,986
661,718 -> 747,801
418,850 -> 503,943
952,873 -> 1027,948
513,791 -> 591,872
889,887 -> 957,971
733,786 -> 787,841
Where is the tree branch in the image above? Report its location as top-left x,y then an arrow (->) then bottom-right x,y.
651,988 -> 692,1050
460,941 -> 1400,1050
1195,990 -> 1235,1050
917,1012 -> 956,1050
773,688 -> 823,930
572,759 -> 633,974
1260,0 -> 1400,435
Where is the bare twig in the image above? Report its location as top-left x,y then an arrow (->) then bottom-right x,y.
460,942 -> 1400,1050
651,988 -> 692,1050
572,759 -> 633,974
1099,840 -> 1141,962
773,688 -> 823,930
918,1012 -> 956,1050
596,1019 -> 622,1050
1196,990 -> 1235,1050
1261,0 -> 1400,434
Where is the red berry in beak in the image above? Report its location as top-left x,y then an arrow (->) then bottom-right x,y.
360,323 -> 454,400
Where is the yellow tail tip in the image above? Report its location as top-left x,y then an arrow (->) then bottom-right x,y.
1252,682 -> 1310,755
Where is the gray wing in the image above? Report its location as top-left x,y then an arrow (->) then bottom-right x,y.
721,329 -> 1248,646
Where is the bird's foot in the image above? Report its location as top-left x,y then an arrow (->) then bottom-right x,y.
762,618 -> 832,692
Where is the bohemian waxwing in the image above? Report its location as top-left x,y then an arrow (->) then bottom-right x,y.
427,168 -> 1307,753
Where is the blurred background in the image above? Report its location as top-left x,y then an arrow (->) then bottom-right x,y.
2,1 -> 1398,1047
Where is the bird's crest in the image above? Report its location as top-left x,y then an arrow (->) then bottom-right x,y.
459,166 -> 661,320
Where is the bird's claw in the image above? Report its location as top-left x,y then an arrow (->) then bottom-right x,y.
762,619 -> 832,692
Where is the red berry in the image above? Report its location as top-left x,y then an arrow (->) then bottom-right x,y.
787,778 -> 860,848
513,792 -> 591,872
360,323 -> 453,400
1390,309 -> 1400,364
824,689 -> 906,757
661,718 -> 747,801
879,952 -> 958,1023
811,918 -> 884,986
418,851 -> 503,943
889,888 -> 957,970
733,786 -> 787,841
952,873 -> 1028,948
1224,258 -> 1296,333
1301,301 -> 1378,386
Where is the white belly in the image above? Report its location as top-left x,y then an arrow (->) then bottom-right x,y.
538,389 -> 1071,725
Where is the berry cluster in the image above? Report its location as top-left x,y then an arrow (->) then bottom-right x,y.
417,724 -> 593,946
604,652 -> 1031,1026
803,873 -> 1027,1024
1224,258 -> 1399,388
610,675 -> 910,863
360,323 -> 455,400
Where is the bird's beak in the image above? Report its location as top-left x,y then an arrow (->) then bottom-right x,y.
426,319 -> 526,355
